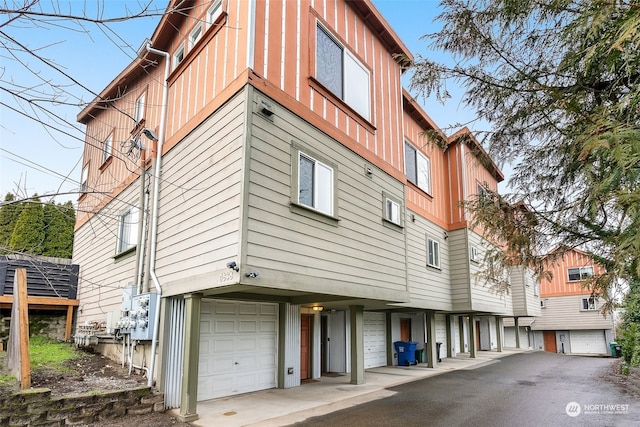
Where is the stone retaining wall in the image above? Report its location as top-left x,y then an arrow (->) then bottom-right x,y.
0,386 -> 164,426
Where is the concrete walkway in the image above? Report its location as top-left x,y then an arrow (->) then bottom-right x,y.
179,348 -> 530,426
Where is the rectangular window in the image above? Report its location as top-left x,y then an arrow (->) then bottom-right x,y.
207,0 -> 223,25
298,152 -> 333,216
581,297 -> 596,310
103,134 -> 113,163
385,198 -> 400,225
189,23 -> 202,49
173,43 -> 185,69
316,23 -> 370,121
117,207 -> 139,254
427,237 -> 440,268
540,300 -> 546,308
404,141 -> 431,194
470,246 -> 480,263
134,93 -> 145,123
80,165 -> 89,193
534,282 -> 540,297
568,266 -> 594,282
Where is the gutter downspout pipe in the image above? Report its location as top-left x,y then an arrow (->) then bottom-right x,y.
144,42 -> 170,387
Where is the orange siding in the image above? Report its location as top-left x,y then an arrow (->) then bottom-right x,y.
541,249 -> 606,297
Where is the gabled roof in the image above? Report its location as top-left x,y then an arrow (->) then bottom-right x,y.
402,89 -> 446,142
448,127 -> 504,182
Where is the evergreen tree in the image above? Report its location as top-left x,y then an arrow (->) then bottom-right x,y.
43,201 -> 75,258
0,193 -> 24,252
9,196 -> 45,255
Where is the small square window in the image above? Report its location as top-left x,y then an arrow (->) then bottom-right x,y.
189,23 -> 203,49
385,197 -> 401,225
207,0 -> 223,25
298,152 -> 334,216
103,134 -> 113,163
80,164 -> 89,193
540,300 -> 546,308
173,43 -> 185,69
427,237 -> 440,268
581,297 -> 596,310
117,207 -> 139,254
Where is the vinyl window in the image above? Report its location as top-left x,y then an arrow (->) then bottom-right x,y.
405,141 -> 431,194
427,237 -> 440,268
581,297 -> 596,311
103,134 -> 113,163
298,152 -> 334,216
80,165 -> 88,193
470,246 -> 480,263
173,43 -> 185,69
207,0 -> 223,25
189,23 -> 203,49
316,23 -> 370,121
385,198 -> 401,225
117,207 -> 139,254
568,266 -> 593,282
134,93 -> 145,123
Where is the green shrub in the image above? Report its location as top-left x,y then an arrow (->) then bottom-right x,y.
619,323 -> 640,367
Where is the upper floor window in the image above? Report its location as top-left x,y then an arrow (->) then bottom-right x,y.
568,266 -> 593,282
298,152 -> 334,216
117,207 -> 139,254
207,0 -> 223,26
189,22 -> 203,49
103,134 -> 113,164
316,23 -> 370,121
533,281 -> 540,297
581,297 -> 596,311
405,141 -> 431,194
80,164 -> 89,193
134,93 -> 145,123
427,237 -> 440,268
470,246 -> 480,263
385,197 -> 401,226
173,43 -> 185,69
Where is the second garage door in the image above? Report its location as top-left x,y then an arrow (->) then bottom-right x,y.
570,330 -> 607,354
363,312 -> 387,368
198,300 -> 278,401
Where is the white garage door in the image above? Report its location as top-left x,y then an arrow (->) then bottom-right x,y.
570,330 -> 607,354
435,314 -> 448,359
363,312 -> 387,368
198,300 -> 277,401
504,327 -> 516,348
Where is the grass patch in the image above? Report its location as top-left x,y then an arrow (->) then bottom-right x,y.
29,336 -> 83,372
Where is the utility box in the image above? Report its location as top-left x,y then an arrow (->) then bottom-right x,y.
129,292 -> 158,340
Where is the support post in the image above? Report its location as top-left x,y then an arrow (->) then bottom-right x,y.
459,316 -> 465,353
495,316 -> 503,352
514,317 -> 521,349
65,305 -> 74,341
349,305 -> 364,385
446,314 -> 453,357
469,314 -> 477,358
179,293 -> 202,422
425,311 -> 437,368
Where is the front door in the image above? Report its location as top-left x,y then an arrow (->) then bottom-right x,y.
543,331 -> 557,353
400,318 -> 411,341
301,315 -> 311,379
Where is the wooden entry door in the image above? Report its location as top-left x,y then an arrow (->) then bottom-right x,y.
301,315 -> 311,379
400,318 -> 411,341
543,331 -> 557,353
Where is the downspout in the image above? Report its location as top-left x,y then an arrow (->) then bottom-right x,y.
144,42 -> 170,387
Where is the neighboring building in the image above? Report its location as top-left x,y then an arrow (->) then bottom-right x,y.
72,0 -> 537,420
529,247 -> 613,355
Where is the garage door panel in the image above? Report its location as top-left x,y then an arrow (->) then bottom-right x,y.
364,312 -> 386,369
199,300 -> 278,401
570,330 -> 607,354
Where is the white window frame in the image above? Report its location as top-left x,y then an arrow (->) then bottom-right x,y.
581,297 -> 596,311
568,266 -> 594,282
298,152 -> 334,216
533,281 -> 540,297
404,141 -> 431,195
173,43 -> 185,69
427,237 -> 440,269
103,133 -> 113,164
315,22 -> 370,121
189,22 -> 203,49
540,300 -> 546,308
134,93 -> 145,123
207,0 -> 223,26
117,207 -> 139,254
80,164 -> 89,193
470,246 -> 480,263
385,197 -> 401,226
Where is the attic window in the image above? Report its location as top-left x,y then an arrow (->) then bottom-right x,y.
173,43 -> 185,69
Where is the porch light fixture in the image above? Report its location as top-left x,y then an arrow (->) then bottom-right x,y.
312,306 -> 324,312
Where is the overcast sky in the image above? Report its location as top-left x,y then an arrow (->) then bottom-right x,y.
0,0 -> 477,205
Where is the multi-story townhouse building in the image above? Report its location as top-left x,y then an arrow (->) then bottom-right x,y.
529,247 -> 613,354
73,0 -> 537,420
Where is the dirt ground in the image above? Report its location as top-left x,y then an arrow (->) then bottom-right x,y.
2,349 -> 639,426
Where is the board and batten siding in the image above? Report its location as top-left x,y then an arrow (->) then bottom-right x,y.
402,213 -> 452,311
252,0 -> 406,174
242,88 -> 408,302
155,89 -> 248,296
533,295 -> 612,330
73,183 -> 142,325
541,249 -> 605,297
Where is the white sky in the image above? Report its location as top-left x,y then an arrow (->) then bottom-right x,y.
0,0 -> 485,206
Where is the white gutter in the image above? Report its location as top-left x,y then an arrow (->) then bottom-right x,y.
144,42 -> 170,387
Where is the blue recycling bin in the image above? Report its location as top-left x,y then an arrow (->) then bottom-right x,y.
394,341 -> 418,366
